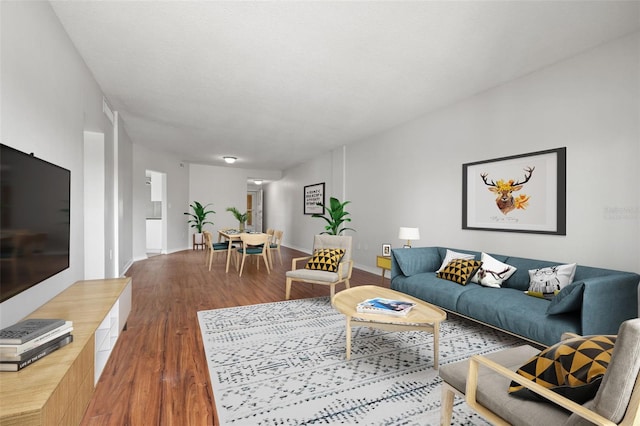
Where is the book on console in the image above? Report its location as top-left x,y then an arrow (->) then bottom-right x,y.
0,321 -> 73,355
356,297 -> 416,317
0,334 -> 74,372
0,318 -> 66,345
0,332 -> 73,362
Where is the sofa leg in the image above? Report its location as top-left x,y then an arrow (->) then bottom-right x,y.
440,383 -> 455,426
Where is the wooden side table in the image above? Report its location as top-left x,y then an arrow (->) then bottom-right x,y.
376,255 -> 391,284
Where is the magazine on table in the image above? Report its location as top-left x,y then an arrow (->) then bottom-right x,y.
356,297 -> 416,317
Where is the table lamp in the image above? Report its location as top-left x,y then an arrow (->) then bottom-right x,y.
398,227 -> 420,248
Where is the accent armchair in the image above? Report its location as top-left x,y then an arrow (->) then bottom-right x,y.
285,234 -> 353,299
439,318 -> 640,426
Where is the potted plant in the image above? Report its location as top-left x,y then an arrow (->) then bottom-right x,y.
312,196 -> 355,235
226,207 -> 249,231
184,201 -> 216,245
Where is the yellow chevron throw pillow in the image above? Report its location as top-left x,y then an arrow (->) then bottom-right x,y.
305,248 -> 345,273
508,335 -> 616,403
436,258 -> 483,285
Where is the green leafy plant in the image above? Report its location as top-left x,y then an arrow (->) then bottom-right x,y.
184,201 -> 215,233
226,207 -> 249,230
312,196 -> 355,235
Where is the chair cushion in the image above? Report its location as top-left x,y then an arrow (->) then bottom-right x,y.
439,345 -> 570,426
305,248 -> 345,272
436,259 -> 483,285
238,247 -> 263,255
508,335 -> 616,404
286,268 -> 340,283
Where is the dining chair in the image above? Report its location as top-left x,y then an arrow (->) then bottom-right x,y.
204,230 -> 231,271
236,233 -> 271,277
268,230 -> 283,268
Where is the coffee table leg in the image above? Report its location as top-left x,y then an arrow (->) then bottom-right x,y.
433,321 -> 440,369
345,316 -> 352,360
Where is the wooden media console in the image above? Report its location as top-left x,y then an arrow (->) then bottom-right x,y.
0,278 -> 132,425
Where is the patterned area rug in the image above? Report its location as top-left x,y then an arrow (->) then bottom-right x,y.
197,296 -> 522,425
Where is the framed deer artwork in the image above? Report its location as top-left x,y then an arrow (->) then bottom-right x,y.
462,147 -> 566,235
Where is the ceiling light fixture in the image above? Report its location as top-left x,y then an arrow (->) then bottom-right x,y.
254,179 -> 263,185
223,156 -> 237,164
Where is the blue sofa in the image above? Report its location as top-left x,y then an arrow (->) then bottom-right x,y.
390,247 -> 640,346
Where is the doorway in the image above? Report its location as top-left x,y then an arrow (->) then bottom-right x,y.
247,189 -> 263,232
145,170 -> 167,256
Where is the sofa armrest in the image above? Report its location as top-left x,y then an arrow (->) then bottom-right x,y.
466,355 -> 616,426
390,247 -> 441,279
581,273 -> 640,335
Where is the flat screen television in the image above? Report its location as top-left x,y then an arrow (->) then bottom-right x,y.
0,144 -> 70,302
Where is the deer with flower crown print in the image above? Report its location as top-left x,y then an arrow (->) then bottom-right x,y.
480,166 -> 535,215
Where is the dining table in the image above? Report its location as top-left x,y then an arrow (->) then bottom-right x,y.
217,230 -> 271,273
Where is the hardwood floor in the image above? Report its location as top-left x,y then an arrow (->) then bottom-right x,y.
81,245 -> 388,426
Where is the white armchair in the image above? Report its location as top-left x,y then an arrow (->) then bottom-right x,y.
439,318 -> 640,426
285,234 -> 353,299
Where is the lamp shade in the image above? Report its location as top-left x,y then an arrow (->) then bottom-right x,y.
398,227 -> 420,241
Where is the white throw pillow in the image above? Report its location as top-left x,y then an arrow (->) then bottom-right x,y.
437,249 -> 475,273
471,252 -> 517,288
527,263 -> 577,298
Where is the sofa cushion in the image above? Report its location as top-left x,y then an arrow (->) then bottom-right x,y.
304,248 -> 344,272
437,249 -> 475,272
508,335 -> 616,404
436,258 -> 483,285
455,287 -> 580,346
526,263 -> 577,299
392,247 -> 441,277
391,273 -> 478,312
547,282 -> 585,315
471,252 -> 517,288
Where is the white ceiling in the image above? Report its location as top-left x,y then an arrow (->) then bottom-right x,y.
50,1 -> 640,171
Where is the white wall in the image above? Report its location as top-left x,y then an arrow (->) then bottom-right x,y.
264,151 -> 339,252
0,1 -> 117,326
188,164 -> 282,243
268,32 -> 640,274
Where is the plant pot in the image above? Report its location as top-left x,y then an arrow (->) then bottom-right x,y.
193,233 -> 205,250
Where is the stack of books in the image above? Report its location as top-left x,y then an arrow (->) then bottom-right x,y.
0,319 -> 74,372
356,297 -> 416,317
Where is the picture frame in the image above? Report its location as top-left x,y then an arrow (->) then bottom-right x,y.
462,147 -> 566,235
303,182 -> 325,215
382,244 -> 391,257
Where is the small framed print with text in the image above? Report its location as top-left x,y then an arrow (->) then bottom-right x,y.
304,182 -> 325,215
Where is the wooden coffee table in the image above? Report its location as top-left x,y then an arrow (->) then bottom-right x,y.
332,285 -> 447,369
